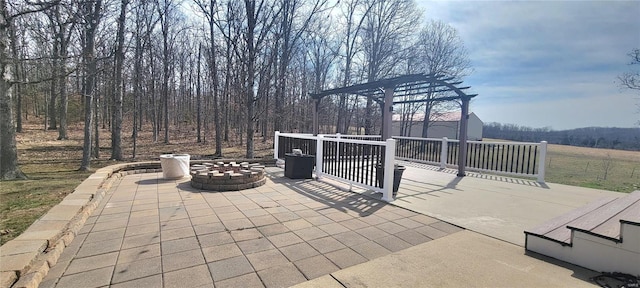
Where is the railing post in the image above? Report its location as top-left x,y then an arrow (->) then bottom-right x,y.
537,141 -> 547,183
382,138 -> 396,203
336,133 -> 341,164
440,137 -> 448,169
274,131 -> 280,160
316,135 -> 324,180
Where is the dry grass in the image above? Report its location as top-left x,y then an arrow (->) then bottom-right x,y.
1,120 -> 273,245
544,143 -> 640,193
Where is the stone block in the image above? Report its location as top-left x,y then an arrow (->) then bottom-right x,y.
14,230 -> 62,247
39,205 -> 82,221
11,270 -> 44,288
0,271 -> 17,288
45,241 -> 65,267
0,252 -> 37,274
191,181 -> 203,189
23,221 -> 69,234
0,240 -> 47,257
60,233 -> 75,246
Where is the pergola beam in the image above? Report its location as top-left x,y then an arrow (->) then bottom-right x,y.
309,73 -> 477,178
393,95 -> 467,105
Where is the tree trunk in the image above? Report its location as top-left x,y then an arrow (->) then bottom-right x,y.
209,0 -> 222,156
80,0 -> 102,171
111,0 -> 128,160
196,43 -> 202,143
9,15 -> 21,133
160,2 -> 170,144
57,29 -> 69,140
245,0 -> 256,158
0,0 -> 26,180
93,80 -> 100,159
48,39 -> 58,130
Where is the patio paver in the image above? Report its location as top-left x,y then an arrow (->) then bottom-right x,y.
39,170 -> 468,287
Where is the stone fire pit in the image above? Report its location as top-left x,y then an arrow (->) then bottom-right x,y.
190,161 -> 266,191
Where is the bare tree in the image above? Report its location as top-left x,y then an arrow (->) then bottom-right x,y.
361,0 -> 420,135
305,13 -> 337,93
335,0 -> 372,134
43,2 -> 76,140
0,0 -> 26,180
110,0 -> 129,160
1,0 -> 59,180
618,48 -> 639,124
619,48 -> 640,91
601,153 -> 614,181
194,0 -> 223,155
413,20 -> 471,137
273,0 -> 328,133
242,0 -> 279,158
196,42 -> 203,143
79,0 -> 103,171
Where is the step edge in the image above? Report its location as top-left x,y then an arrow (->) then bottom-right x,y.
566,196 -> 640,232
566,226 -> 623,243
526,196 -> 618,235
620,219 -> 640,226
590,199 -> 640,236
524,231 -> 572,246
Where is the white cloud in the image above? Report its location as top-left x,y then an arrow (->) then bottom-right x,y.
415,0 -> 640,128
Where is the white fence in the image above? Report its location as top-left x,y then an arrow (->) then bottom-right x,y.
275,131 -> 397,202
393,136 -> 547,182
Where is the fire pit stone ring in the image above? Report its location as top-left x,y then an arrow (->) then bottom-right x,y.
190,161 -> 266,191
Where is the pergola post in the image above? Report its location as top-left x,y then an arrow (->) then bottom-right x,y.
457,96 -> 470,177
381,86 -> 395,140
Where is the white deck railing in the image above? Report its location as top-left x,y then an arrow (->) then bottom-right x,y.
393,136 -> 547,182
275,131 -> 397,202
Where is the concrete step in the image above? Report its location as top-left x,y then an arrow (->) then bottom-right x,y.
524,196 -> 617,244
525,191 -> 640,275
567,191 -> 640,241
589,200 -> 640,241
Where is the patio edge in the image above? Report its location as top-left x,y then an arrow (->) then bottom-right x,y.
0,162 -> 161,288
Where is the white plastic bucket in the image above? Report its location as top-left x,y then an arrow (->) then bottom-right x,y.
160,154 -> 190,179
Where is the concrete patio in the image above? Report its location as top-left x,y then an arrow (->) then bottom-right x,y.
39,168 -> 462,288
352,161 -> 626,246
32,164 -> 616,287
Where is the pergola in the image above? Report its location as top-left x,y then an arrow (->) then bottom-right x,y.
309,73 -> 477,177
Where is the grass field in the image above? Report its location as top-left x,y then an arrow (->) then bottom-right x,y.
544,143 -> 640,193
1,126 -> 638,245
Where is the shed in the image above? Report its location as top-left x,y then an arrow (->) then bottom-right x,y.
392,112 -> 483,140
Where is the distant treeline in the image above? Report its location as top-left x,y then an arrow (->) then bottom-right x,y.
483,123 -> 640,151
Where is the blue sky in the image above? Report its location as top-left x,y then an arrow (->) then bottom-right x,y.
416,0 -> 640,129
